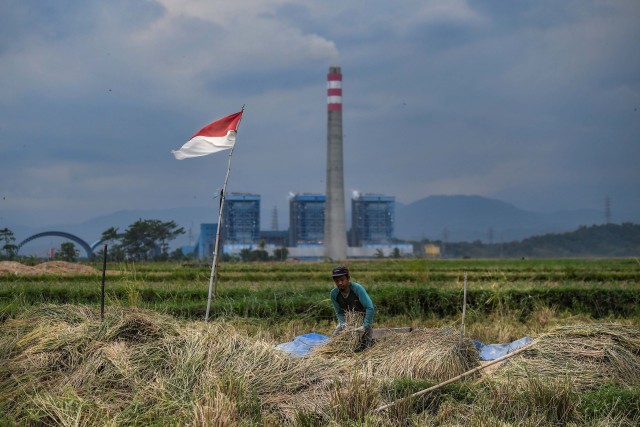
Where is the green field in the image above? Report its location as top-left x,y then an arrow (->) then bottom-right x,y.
2,258 -> 639,341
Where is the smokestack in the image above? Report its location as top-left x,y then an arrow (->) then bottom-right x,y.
324,66 -> 348,260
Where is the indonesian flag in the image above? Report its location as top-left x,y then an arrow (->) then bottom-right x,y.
172,110 -> 243,160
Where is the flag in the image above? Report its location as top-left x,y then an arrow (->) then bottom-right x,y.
172,110 -> 243,160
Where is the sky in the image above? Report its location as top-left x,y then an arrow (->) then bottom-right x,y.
1,0 -> 639,232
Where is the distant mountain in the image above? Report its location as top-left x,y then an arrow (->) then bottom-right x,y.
394,195 -> 605,242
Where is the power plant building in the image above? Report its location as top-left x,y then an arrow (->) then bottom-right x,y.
351,193 -> 395,246
222,193 -> 260,245
196,223 -> 217,258
289,193 -> 325,246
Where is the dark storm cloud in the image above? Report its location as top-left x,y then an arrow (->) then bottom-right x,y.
0,0 -> 638,229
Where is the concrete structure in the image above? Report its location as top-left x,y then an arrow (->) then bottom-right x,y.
289,193 -> 325,246
222,193 -> 260,245
324,66 -> 348,260
196,223 -> 217,258
351,193 -> 395,246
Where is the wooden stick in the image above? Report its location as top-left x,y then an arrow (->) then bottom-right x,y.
461,271 -> 467,342
374,340 -> 536,413
205,106 -> 245,321
100,244 -> 107,322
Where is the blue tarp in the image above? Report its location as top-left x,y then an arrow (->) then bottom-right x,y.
275,333 -> 329,358
275,332 -> 533,360
473,336 -> 533,361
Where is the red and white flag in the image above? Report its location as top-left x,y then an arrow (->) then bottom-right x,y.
172,111 -> 243,160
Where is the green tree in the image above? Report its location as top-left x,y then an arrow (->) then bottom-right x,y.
239,248 -> 252,262
100,227 -> 120,242
170,247 -> 189,261
250,249 -> 269,261
98,227 -> 124,262
56,242 -> 79,262
0,228 -> 18,260
120,219 -> 185,261
273,247 -> 288,261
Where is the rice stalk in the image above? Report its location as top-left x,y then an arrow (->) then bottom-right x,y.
494,324 -> 640,390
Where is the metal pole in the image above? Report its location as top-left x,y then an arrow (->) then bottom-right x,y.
461,272 -> 467,341
101,244 -> 107,322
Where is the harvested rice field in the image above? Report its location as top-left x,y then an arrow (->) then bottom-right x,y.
0,259 -> 639,425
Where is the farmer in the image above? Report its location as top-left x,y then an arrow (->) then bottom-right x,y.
330,265 -> 375,351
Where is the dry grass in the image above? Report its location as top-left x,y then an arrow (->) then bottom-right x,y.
314,311 -> 479,382
361,327 -> 479,382
0,305 -> 341,425
0,260 -> 99,275
1,305 -> 638,426
494,324 -> 640,391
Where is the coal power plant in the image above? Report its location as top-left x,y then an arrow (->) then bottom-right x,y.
324,66 -> 348,260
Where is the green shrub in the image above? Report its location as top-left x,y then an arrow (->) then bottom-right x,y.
579,384 -> 640,420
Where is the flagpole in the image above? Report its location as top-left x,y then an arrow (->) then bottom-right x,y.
205,106 -> 244,322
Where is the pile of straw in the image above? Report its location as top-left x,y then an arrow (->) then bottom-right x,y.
494,324 -> 640,390
314,312 -> 479,382
0,304 -> 343,425
0,261 -> 98,275
312,310 -> 370,356
361,327 -> 480,382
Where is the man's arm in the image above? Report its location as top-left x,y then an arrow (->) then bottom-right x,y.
351,283 -> 375,329
330,288 -> 346,326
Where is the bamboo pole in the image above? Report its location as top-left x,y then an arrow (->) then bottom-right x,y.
205,106 -> 244,322
460,271 -> 467,343
461,271 -> 467,342
374,340 -> 536,413
100,244 -> 107,322
205,147 -> 234,321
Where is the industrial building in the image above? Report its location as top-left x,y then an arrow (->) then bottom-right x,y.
222,193 -> 260,245
189,191 -> 410,260
187,67 -> 412,260
289,193 -> 325,246
196,223 -> 217,259
350,193 -> 395,246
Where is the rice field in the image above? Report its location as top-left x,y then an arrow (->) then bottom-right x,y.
0,258 -> 639,425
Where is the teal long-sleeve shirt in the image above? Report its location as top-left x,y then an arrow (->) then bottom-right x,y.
330,281 -> 375,329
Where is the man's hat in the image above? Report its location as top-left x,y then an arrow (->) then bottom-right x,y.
332,266 -> 350,277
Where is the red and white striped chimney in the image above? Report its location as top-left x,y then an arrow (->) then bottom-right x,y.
324,66 -> 347,260
327,70 -> 342,111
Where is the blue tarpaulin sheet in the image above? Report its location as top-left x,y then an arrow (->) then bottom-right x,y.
276,333 -> 533,360
473,336 -> 533,361
275,333 -> 329,358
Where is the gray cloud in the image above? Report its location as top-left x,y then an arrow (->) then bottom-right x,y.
1,0 -> 638,231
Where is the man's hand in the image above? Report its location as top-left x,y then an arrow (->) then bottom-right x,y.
332,324 -> 346,336
353,326 -> 365,333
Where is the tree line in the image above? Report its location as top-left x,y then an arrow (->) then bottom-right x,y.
0,220 -> 186,262
2,222 -> 638,262
424,223 -> 640,258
